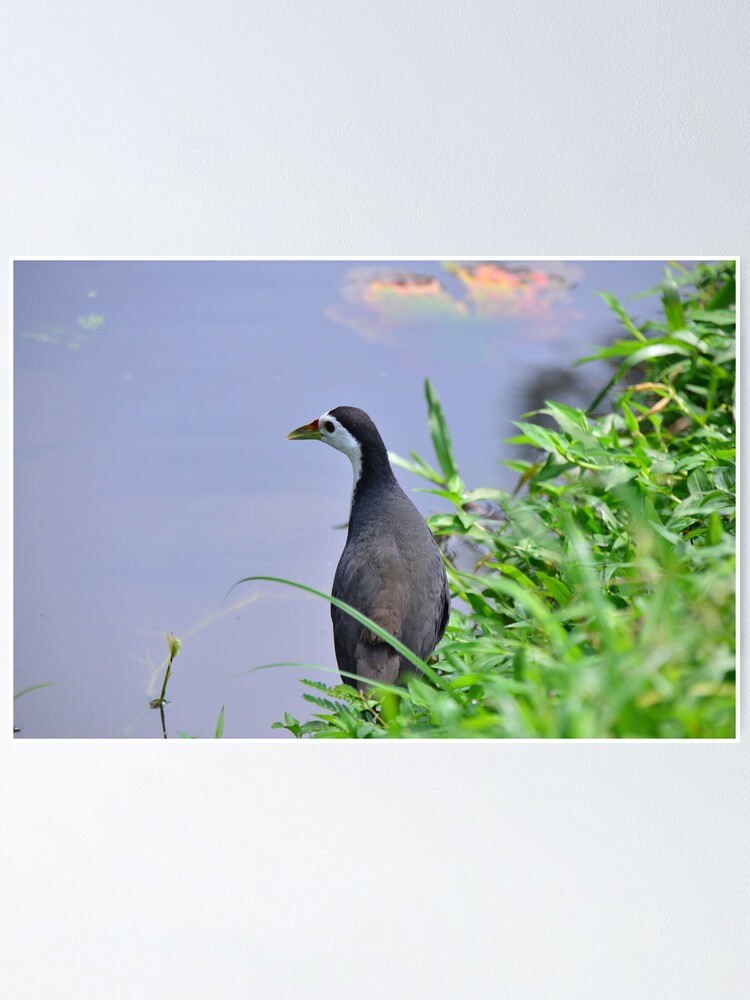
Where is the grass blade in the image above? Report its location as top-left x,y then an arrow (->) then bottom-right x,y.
228,575 -> 451,692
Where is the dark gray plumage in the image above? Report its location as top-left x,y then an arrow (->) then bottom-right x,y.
287,406 -> 450,690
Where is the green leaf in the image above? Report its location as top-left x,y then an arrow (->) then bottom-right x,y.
510,421 -> 565,454
578,338 -> 661,362
424,379 -> 461,484
661,268 -> 687,332
494,563 -> 537,590
621,404 -> 641,438
689,309 -> 735,326
14,682 -> 58,700
687,469 -> 711,497
704,273 -> 735,310
214,706 -> 225,739
707,512 -> 723,546
626,342 -> 693,368
463,488 -> 509,503
597,291 -> 648,342
540,401 -> 595,442
537,573 -> 573,606
668,330 -> 708,351
389,449 -> 445,485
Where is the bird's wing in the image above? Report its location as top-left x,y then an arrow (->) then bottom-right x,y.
395,528 -> 450,661
331,538 -> 408,689
414,545 -> 451,659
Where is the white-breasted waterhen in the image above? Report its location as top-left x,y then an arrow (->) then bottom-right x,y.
287,406 -> 450,690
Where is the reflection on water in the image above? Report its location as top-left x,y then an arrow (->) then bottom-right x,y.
326,269 -> 466,340
444,261 -> 579,321
325,260 -> 582,347
13,258 -> 674,738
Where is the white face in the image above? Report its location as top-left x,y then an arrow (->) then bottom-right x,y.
318,411 -> 362,488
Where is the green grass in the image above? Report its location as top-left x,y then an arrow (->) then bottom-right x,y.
264,260 -> 736,739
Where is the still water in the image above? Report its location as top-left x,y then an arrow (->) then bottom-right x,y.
14,259 -> 673,738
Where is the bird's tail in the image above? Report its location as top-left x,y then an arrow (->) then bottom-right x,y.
355,641 -> 402,692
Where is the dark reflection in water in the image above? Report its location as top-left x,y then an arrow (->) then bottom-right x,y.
14,259 -> 674,738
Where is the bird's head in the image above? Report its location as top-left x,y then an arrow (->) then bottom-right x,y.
288,406 -> 375,457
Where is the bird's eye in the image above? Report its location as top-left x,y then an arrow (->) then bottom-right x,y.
323,420 -> 335,433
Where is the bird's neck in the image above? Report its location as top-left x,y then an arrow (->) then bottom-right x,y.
349,446 -> 397,514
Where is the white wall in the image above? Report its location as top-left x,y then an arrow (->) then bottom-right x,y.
3,3 -> 747,997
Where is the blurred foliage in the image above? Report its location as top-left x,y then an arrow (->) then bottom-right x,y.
276,261 -> 736,738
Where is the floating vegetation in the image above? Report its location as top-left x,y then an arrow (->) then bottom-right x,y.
20,312 -> 106,350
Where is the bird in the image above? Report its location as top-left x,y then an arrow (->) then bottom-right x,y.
287,406 -> 450,690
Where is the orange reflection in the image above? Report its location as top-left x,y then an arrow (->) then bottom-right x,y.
326,262 -> 580,344
362,271 -> 467,322
324,268 -> 466,343
444,261 -> 576,320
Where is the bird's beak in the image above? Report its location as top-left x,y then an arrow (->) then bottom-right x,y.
286,418 -> 321,441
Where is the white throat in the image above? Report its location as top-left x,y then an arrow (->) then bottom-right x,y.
318,410 -> 363,511
348,449 -> 362,507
